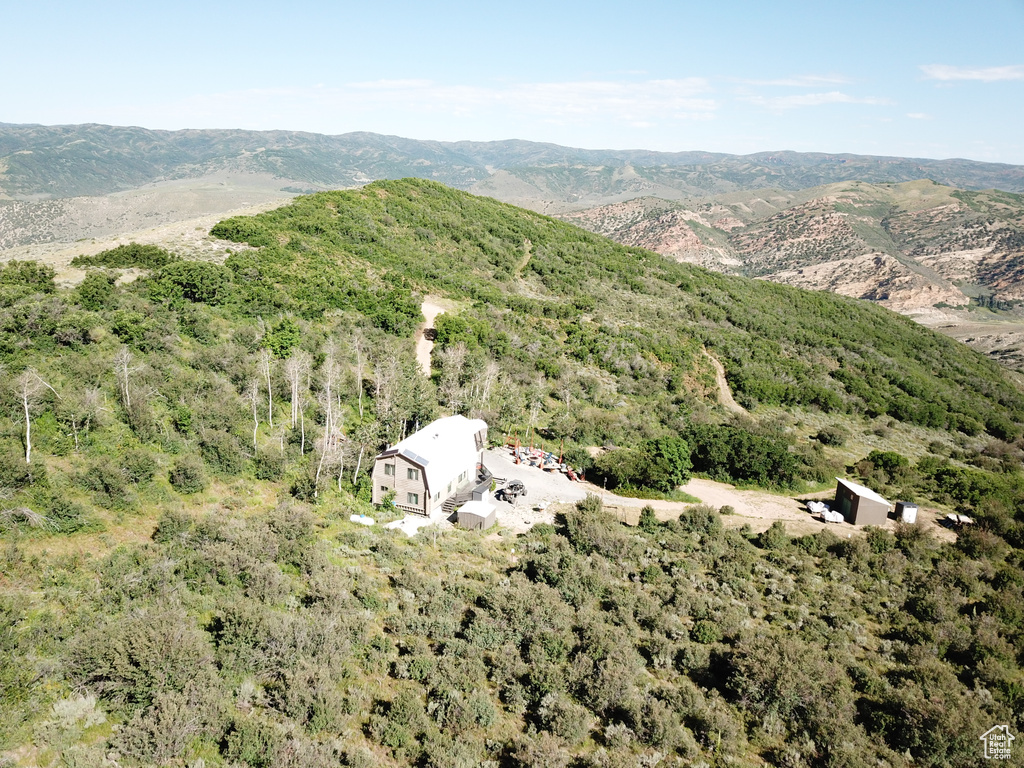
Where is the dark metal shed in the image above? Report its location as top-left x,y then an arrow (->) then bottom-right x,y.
834,478 -> 891,526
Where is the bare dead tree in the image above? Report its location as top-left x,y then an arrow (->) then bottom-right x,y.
469,359 -> 501,415
484,360 -> 501,405
438,342 -> 468,415
373,352 -> 402,438
313,347 -> 341,497
284,349 -> 312,429
257,348 -> 274,428
353,332 -> 366,419
246,379 -> 260,451
61,386 -> 104,452
112,346 -> 140,412
16,368 -> 58,464
350,420 -> 380,484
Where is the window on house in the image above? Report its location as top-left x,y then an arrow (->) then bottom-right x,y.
407,468 -> 420,481
407,492 -> 419,505
380,486 -> 388,492
384,464 -> 394,476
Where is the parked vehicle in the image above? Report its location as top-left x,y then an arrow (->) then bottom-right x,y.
497,479 -> 527,502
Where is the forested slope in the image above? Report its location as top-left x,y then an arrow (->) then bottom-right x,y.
211,179 -> 1024,439
2,180 -> 1024,768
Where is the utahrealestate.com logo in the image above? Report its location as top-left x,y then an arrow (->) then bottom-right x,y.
980,725 -> 1015,760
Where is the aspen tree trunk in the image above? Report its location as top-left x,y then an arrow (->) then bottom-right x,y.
353,446 -> 364,484
22,392 -> 31,464
248,381 -> 260,451
258,349 -> 273,428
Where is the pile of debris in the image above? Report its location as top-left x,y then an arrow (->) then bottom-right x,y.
807,500 -> 845,524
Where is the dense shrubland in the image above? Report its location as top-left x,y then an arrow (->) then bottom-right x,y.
210,179 -> 1024,437
3,493 -> 1022,767
2,180 -> 1024,766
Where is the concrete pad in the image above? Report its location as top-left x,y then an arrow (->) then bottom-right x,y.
385,510 -> 452,538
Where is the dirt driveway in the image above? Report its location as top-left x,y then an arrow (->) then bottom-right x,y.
485,446 -> 824,534
415,299 -> 446,376
483,446 -> 953,540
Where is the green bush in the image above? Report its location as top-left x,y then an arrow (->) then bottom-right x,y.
72,243 -> 177,270
757,520 -> 789,550
290,474 -> 317,502
686,423 -> 798,488
691,620 -> 722,644
536,692 -> 592,744
254,451 -> 285,481
0,451 -> 44,489
81,458 -> 134,510
70,608 -> 217,710
121,448 -> 157,485
149,261 -> 234,306
814,425 -> 849,446
199,430 -> 245,475
153,510 -> 193,544
0,260 -> 56,303
169,456 -> 207,494
75,271 -> 117,311
675,504 -> 722,537
47,495 -> 96,534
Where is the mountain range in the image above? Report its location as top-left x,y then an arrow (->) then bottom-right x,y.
4,122 -> 1024,369
3,122 -> 1024,203
2,141 -> 1024,768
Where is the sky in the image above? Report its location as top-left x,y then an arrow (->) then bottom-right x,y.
4,0 -> 1024,163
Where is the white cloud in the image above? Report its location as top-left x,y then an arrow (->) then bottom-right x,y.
906,112 -> 932,120
744,91 -> 893,111
737,74 -> 851,87
133,79 -> 718,134
362,78 -> 717,119
920,64 -> 1024,82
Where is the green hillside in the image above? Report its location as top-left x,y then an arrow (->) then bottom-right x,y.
3,180 -> 1024,767
210,179 -> 1024,440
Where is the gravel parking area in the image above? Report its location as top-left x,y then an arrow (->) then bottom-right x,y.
484,447 -> 589,532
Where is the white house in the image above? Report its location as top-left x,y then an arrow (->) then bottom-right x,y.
371,415 -> 488,515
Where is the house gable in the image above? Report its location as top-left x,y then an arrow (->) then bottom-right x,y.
370,415 -> 488,513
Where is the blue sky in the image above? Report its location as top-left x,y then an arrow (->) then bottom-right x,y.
4,0 -> 1024,163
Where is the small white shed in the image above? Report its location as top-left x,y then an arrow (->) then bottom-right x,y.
457,500 -> 496,531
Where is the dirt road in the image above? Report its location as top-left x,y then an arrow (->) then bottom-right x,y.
415,299 -> 446,376
703,348 -> 746,415
484,446 -> 953,540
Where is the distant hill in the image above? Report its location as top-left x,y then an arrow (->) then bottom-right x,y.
560,180 -> 1024,312
2,122 -> 1024,202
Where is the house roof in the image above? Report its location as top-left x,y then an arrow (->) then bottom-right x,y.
378,415 -> 487,494
836,477 -> 891,507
